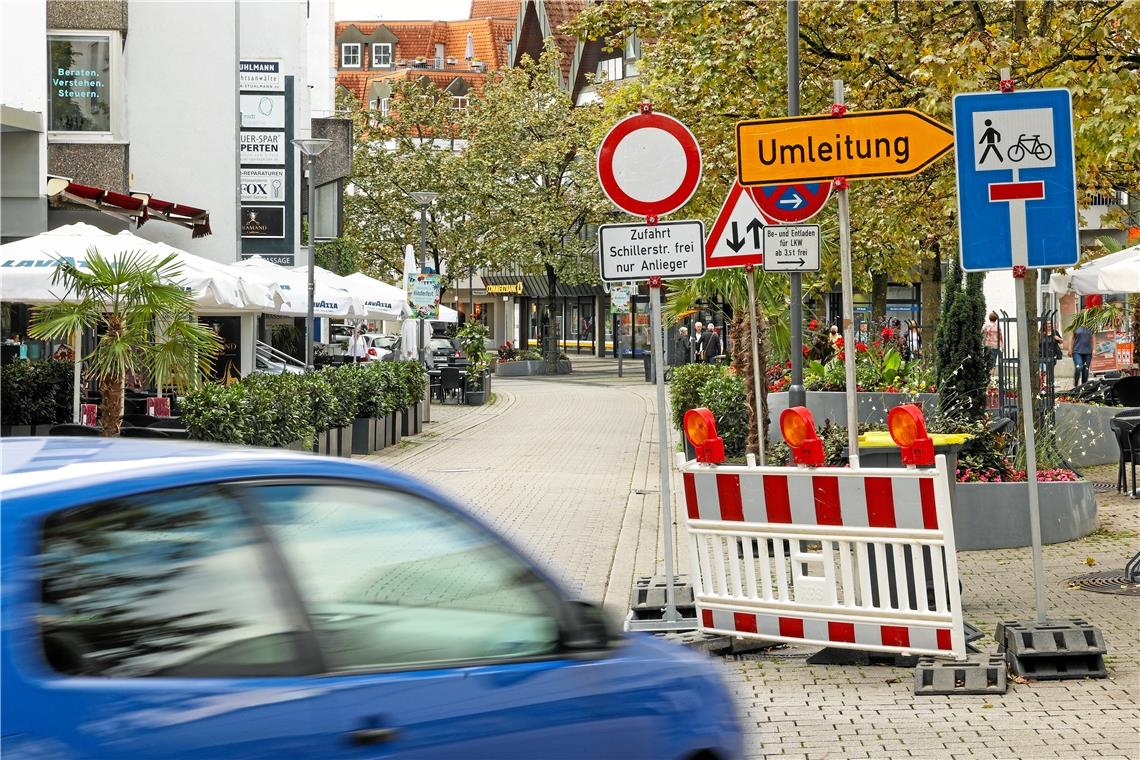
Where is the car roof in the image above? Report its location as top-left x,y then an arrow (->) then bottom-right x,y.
0,438 -> 443,518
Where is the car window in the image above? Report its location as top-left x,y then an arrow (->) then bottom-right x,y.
243,483 -> 561,672
38,486 -> 307,678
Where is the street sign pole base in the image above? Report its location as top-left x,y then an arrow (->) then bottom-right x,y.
996,619 -> 1108,680
806,647 -> 919,668
624,574 -> 699,632
914,654 -> 1009,695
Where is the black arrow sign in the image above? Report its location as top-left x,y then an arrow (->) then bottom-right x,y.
790,258 -> 806,267
746,218 -> 763,248
726,222 -> 746,252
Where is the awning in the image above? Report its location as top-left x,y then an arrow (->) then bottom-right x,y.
1048,244 -> 1140,295
481,273 -> 606,298
46,176 -> 212,239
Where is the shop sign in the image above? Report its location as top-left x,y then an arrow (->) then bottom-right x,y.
610,284 -> 633,314
240,131 -> 285,165
240,205 -> 285,238
241,252 -> 294,266
240,60 -> 283,92
240,168 -> 286,203
486,281 -> 523,295
407,273 -> 442,320
241,94 -> 285,129
1091,330 -> 1134,373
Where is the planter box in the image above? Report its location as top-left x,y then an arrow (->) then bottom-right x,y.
556,359 -> 572,374
311,428 -> 331,456
390,411 -> 402,446
352,417 -> 375,455
401,407 -> 413,437
497,360 -> 545,377
1,425 -> 33,437
953,480 -> 1097,550
414,401 -> 423,434
335,425 -> 353,458
1055,402 -> 1122,467
766,391 -> 940,443
467,390 -> 486,406
369,416 -> 384,451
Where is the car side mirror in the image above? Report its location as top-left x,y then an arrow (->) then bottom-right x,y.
562,601 -> 615,651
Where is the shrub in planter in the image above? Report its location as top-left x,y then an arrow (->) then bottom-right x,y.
697,372 -> 749,458
180,382 -> 249,444
243,372 -> 312,448
669,363 -> 726,430
392,360 -> 427,409
0,360 -> 73,428
321,365 -> 361,430
303,371 -> 338,434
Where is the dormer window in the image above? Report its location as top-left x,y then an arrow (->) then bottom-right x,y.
434,43 -> 445,68
372,43 -> 391,68
341,43 -> 361,68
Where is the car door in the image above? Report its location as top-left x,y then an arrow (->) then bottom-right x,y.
3,485 -> 333,758
240,480 -> 646,759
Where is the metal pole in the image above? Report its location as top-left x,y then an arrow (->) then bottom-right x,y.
787,0 -> 805,408
746,266 -> 766,465
418,202 -> 431,423
469,265 -> 474,319
617,313 -> 623,377
305,154 -> 316,371
72,329 -> 81,423
1015,277 -> 1047,622
833,80 -> 859,468
649,283 -> 679,622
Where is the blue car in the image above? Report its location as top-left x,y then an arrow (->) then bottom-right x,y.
1,438 -> 742,759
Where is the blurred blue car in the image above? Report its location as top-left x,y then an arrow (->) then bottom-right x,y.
1,438 -> 741,759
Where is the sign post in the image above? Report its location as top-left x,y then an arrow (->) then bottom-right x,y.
953,79 -> 1079,625
610,284 -> 633,377
832,81 -> 859,467
597,104 -> 704,631
745,266 -> 766,465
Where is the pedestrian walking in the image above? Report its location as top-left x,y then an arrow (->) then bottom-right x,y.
1038,320 -> 1063,371
982,312 -> 1003,371
691,321 -> 707,363
349,324 -> 368,363
675,326 -> 690,364
1071,323 -> 1093,386
705,325 -> 723,363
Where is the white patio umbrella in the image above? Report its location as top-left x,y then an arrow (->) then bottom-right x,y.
233,255 -> 361,317
0,222 -> 266,310
343,271 -> 407,320
400,244 -> 421,360
1049,244 -> 1140,295
292,266 -> 401,321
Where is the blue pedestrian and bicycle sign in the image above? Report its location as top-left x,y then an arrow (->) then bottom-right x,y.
952,88 -> 1078,272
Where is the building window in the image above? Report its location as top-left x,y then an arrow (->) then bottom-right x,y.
380,97 -> 391,116
452,96 -> 468,110
434,43 -> 445,68
598,56 -> 623,82
341,43 -> 361,68
372,42 -> 391,68
47,31 -> 122,135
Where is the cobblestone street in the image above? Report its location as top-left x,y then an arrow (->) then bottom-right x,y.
365,359 -> 1140,759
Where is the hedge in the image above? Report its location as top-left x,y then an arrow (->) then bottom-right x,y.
0,360 -> 74,426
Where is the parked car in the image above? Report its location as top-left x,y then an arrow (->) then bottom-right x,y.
363,333 -> 400,361
0,439 -> 742,759
429,336 -> 463,364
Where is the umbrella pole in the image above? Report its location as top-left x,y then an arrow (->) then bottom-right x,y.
72,329 -> 82,424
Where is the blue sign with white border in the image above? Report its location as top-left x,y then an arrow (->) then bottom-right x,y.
952,88 -> 1078,272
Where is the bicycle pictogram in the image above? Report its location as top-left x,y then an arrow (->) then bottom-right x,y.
1007,133 -> 1052,163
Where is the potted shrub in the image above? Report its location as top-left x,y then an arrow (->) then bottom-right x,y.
180,382 -> 249,444
466,357 -> 488,405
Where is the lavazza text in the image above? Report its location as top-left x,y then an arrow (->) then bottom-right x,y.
607,227 -> 695,274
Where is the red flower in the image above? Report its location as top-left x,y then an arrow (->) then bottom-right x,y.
808,319 -> 818,330
881,326 -> 894,339
802,346 -> 810,356
785,360 -> 791,369
837,350 -> 846,361
835,337 -> 844,348
873,339 -> 881,348
855,341 -> 868,353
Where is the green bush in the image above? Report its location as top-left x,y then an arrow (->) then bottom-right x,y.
455,322 -> 490,363
243,372 -> 312,447
1,360 -> 74,426
392,360 -> 426,409
697,371 -> 749,458
303,371 -> 338,432
669,363 -> 727,430
180,382 -> 248,444
321,365 -> 361,429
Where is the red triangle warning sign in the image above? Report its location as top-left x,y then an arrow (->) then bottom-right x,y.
705,182 -> 770,269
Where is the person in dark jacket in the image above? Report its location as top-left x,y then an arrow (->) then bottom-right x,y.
705,326 -> 723,362
1070,324 -> 1093,386
1038,320 -> 1063,371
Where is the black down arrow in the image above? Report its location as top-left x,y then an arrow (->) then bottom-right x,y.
726,222 -> 746,252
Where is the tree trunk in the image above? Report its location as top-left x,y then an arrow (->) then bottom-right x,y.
544,262 -> 558,373
920,242 -> 942,333
870,273 -> 888,322
730,309 -> 770,457
99,373 -> 124,437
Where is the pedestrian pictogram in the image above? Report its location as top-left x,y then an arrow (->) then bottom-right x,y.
705,182 -> 766,269
597,110 -> 702,219
735,109 -> 953,185
953,89 -> 1077,271
747,181 -> 832,224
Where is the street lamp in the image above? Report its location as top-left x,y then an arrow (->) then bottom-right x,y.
408,191 -> 438,364
293,137 -> 333,370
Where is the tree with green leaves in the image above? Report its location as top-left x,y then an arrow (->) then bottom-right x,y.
463,43 -> 612,369
29,249 -> 222,436
935,257 -> 989,422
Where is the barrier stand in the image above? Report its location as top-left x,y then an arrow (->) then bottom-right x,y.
679,403 -> 1010,694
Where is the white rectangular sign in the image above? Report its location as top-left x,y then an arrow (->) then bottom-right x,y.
241,94 -> 285,129
240,168 -> 286,203
762,225 -> 820,272
599,221 -> 705,282
240,131 -> 284,165
971,107 -> 1055,171
240,60 -> 283,92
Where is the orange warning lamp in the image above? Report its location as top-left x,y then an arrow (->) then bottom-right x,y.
888,404 -> 935,467
684,408 -> 725,464
780,407 -> 824,466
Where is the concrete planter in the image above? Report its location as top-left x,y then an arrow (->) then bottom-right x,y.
766,391 -> 939,442
351,418 -> 375,455
311,428 -> 331,456
402,404 -> 423,436
953,480 -> 1097,550
556,359 -> 572,374
389,411 -> 402,445
1055,402 -> 1122,467
495,359 -> 572,376
467,390 -> 486,406
335,425 -> 352,458
369,416 -> 386,451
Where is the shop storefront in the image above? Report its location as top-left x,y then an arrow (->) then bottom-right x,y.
482,274 -> 608,356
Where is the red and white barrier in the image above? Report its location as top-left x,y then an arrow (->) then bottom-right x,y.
679,453 -> 967,659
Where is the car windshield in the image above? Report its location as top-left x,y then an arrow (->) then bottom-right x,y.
372,336 -> 396,349
430,338 -> 455,351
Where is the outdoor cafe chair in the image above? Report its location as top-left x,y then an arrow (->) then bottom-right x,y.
48,424 -> 100,436
1109,410 -> 1140,497
439,367 -> 466,404
119,426 -> 172,439
1111,376 -> 1140,407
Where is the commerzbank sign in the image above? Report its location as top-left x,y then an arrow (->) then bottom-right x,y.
486,281 -> 523,295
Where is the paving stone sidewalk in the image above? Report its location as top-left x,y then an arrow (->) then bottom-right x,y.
362,362 -> 1139,759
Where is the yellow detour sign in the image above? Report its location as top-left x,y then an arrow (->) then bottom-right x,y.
736,109 -> 953,185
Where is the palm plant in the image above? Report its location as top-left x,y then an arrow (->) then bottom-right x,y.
29,247 -> 222,436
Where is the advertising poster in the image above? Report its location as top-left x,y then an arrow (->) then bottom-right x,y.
610,285 -> 633,314
240,168 -> 286,203
240,94 -> 286,129
240,206 -> 285,238
239,60 -> 283,91
407,273 -> 442,320
240,131 -> 285,165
